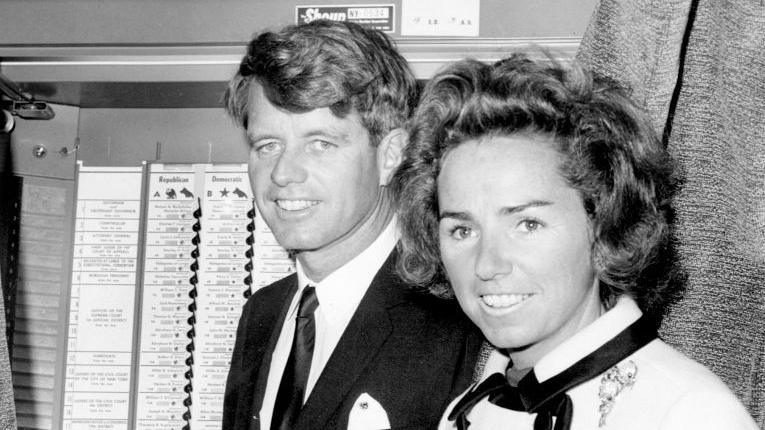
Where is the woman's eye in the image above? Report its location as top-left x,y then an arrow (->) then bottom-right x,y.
450,226 -> 475,240
520,219 -> 541,232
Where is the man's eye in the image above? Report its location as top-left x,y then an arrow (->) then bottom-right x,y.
254,141 -> 281,155
308,140 -> 334,152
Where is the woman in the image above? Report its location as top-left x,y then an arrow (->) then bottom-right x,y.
391,54 -> 757,429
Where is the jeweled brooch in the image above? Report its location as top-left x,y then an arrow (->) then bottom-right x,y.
598,360 -> 638,427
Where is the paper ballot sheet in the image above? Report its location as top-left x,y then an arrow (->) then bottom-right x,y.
64,163 -> 294,430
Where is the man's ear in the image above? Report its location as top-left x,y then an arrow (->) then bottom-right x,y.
377,128 -> 406,186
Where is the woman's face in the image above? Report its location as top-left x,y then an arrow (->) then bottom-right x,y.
437,134 -> 602,368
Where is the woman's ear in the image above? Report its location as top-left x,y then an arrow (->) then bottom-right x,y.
377,128 -> 407,186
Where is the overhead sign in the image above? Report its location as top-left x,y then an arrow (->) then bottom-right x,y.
401,0 -> 479,37
296,4 -> 395,33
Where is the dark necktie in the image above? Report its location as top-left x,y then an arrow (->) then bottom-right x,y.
448,315 -> 657,430
271,286 -> 319,430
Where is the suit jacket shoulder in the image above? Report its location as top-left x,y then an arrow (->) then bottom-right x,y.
223,273 -> 298,430
295,251 -> 482,430
223,252 -> 483,430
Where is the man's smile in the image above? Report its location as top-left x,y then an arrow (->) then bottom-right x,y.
275,199 -> 320,211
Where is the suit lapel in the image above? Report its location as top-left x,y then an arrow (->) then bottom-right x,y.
294,251 -> 404,430
245,275 -> 298,429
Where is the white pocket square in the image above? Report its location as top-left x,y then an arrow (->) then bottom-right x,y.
347,392 -> 391,430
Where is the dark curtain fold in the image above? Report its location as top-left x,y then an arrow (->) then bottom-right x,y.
0,273 -> 17,429
0,133 -> 17,427
577,0 -> 765,426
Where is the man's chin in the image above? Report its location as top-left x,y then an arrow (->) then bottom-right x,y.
271,233 -> 323,255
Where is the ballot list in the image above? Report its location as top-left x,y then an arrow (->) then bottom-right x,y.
135,164 -> 198,430
180,166 -> 248,429
64,166 -> 143,430
65,162 -> 294,429
133,163 -> 294,429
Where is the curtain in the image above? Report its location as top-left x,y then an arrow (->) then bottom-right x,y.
577,0 -> 765,426
0,272 -> 17,429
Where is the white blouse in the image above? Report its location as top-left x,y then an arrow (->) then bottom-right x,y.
439,297 -> 758,430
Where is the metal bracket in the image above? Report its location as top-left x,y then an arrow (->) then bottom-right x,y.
1,71 -> 55,120
10,100 -> 55,120
59,138 -> 80,157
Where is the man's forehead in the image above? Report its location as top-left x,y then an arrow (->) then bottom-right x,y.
246,84 -> 364,139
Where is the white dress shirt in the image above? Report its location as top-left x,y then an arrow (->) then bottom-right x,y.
440,296 -> 758,430
259,219 -> 399,430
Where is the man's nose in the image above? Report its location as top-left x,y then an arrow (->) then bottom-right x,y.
270,149 -> 308,186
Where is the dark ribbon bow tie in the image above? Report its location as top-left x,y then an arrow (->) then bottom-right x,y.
448,315 -> 657,430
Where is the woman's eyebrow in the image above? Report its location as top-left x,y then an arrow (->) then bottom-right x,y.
438,211 -> 471,221
439,200 -> 553,221
499,200 -> 553,215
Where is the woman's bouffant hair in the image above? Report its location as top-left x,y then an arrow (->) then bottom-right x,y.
223,19 -> 417,147
390,53 -> 681,316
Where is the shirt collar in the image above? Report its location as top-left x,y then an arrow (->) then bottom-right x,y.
292,217 -> 399,322
534,296 -> 643,382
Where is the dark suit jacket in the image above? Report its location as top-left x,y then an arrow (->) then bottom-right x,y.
222,250 -> 482,430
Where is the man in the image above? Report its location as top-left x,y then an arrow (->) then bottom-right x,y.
222,20 -> 481,430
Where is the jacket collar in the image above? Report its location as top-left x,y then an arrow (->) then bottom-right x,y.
246,274 -> 299,429
293,249 -> 408,429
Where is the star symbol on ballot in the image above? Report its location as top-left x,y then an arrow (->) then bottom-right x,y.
220,187 -> 229,197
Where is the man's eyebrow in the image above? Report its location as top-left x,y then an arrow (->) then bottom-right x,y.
246,129 -> 276,143
301,127 -> 349,141
438,200 -> 553,221
246,128 -> 349,143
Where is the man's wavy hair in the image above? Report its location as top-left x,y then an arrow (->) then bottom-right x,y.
223,19 -> 417,146
391,53 -> 681,317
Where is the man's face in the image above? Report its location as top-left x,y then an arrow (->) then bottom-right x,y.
437,135 -> 602,367
246,83 -> 387,270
